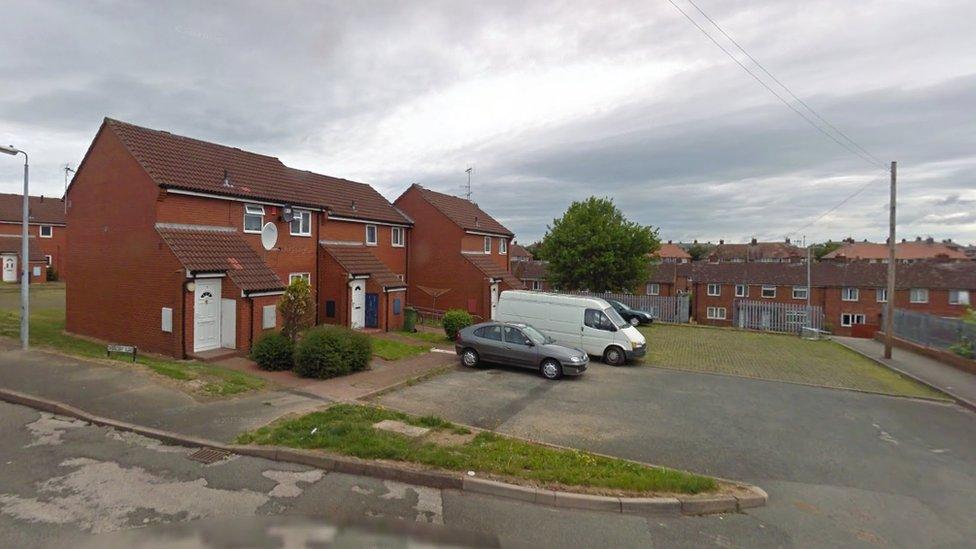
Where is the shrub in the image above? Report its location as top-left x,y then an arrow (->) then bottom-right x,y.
442,309 -> 473,340
279,278 -> 315,342
949,336 -> 974,359
251,332 -> 294,371
294,325 -> 372,379
46,267 -> 58,282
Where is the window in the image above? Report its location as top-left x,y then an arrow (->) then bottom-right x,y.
262,305 -> 276,329
786,310 -> 807,324
842,287 -> 859,302
289,272 -> 310,285
840,313 -> 865,327
761,286 -> 776,298
531,280 -> 543,291
244,204 -> 264,233
949,290 -> 970,306
43,255 -> 52,266
479,325 -> 502,341
707,284 -> 721,296
706,307 -> 727,320
365,224 -> 377,246
792,286 -> 808,300
391,226 -> 404,247
484,236 -> 491,254
584,308 -> 614,331
289,210 -> 311,236
39,225 -> 53,238
876,288 -> 888,303
499,238 -> 507,254
735,284 -> 747,298
646,283 -> 660,296
910,288 -> 928,303
503,326 -> 530,345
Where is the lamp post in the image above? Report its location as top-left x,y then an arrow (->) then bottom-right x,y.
0,145 -> 29,350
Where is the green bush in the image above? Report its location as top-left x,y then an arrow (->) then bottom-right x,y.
250,332 -> 294,371
442,309 -> 473,340
46,267 -> 58,282
294,325 -> 372,379
949,336 -> 974,359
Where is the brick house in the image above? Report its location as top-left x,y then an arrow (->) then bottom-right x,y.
652,241 -> 691,263
707,238 -> 805,263
511,259 -> 550,291
0,193 -> 66,279
394,184 -> 521,319
66,118 -> 411,358
0,234 -> 46,284
822,237 -> 971,263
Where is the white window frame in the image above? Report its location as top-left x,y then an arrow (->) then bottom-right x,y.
499,238 -> 507,254
707,283 -> 721,296
706,306 -> 727,320
484,236 -> 491,254
530,280 -> 543,291
792,286 -> 808,300
43,254 -> 52,266
842,287 -> 859,302
244,204 -> 264,233
365,224 -> 378,246
289,210 -> 311,236
391,226 -> 404,247
647,283 -> 660,296
876,288 -> 887,303
288,272 -> 310,285
949,289 -> 970,306
761,285 -> 776,298
735,284 -> 747,298
39,225 -> 53,238
910,288 -> 928,303
840,313 -> 865,327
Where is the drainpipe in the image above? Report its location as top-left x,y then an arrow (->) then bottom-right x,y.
247,297 -> 254,350
180,277 -> 188,359
314,212 -> 321,324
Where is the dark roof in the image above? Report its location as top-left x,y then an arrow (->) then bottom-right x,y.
648,263 -> 680,284
102,119 -> 410,225
463,253 -> 523,289
0,235 -> 44,261
511,259 -> 548,280
155,223 -> 284,293
708,241 -> 803,262
320,243 -> 405,289
509,243 -> 533,261
665,261 -> 976,289
404,184 -> 512,236
0,194 -> 66,225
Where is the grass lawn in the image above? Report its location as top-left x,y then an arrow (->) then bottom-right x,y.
640,324 -> 946,399
397,329 -> 452,346
0,287 -> 264,396
237,404 -> 717,495
371,338 -> 429,361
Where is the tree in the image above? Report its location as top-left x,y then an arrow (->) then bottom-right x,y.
685,242 -> 713,261
811,240 -> 842,260
539,197 -> 659,292
524,241 -> 542,260
279,277 -> 315,342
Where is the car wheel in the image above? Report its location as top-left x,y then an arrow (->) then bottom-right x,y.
461,348 -> 480,368
629,317 -> 640,327
603,345 -> 626,366
540,358 -> 563,380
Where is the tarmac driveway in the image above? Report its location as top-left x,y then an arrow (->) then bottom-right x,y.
375,361 -> 976,547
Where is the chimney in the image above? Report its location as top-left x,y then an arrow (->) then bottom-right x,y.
693,239 -> 698,244
901,238 -> 906,243
222,169 -> 233,188
785,237 -> 790,244
40,195 -> 44,202
926,236 -> 934,244
351,200 -> 357,211
750,237 -> 758,245
667,239 -> 672,244
719,239 -> 724,245
916,236 -> 922,242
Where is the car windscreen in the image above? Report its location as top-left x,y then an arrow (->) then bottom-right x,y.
604,307 -> 628,329
521,325 -> 552,344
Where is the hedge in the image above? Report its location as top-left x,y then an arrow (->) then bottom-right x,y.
294,325 -> 372,379
442,309 -> 474,340
250,332 -> 294,371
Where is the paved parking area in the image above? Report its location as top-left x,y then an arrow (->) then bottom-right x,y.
375,361 -> 976,547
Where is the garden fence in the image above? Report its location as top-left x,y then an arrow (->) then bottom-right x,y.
572,292 -> 691,324
887,308 -> 976,351
732,299 -> 823,335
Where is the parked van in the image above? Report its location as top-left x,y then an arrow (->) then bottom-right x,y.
495,290 -> 647,365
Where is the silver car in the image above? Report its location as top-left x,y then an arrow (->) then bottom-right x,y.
454,321 -> 588,380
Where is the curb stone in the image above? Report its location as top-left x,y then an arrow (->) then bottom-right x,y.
0,387 -> 763,516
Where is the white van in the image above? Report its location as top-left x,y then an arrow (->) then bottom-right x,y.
495,291 -> 647,365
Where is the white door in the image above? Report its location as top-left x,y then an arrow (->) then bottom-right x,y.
193,279 -> 221,352
220,298 -> 236,349
490,282 -> 500,320
2,254 -> 16,283
350,279 -> 365,329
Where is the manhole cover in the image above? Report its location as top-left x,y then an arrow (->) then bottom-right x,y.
188,447 -> 231,464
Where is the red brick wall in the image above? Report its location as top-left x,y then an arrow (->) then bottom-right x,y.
461,233 -> 509,270
318,253 -> 350,327
0,222 -> 66,280
320,218 -> 408,277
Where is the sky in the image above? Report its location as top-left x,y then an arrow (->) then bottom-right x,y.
1,0 -> 975,246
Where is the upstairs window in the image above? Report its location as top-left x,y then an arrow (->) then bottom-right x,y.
391,226 -> 405,247
707,284 -> 721,296
910,288 -> 928,303
484,236 -> 491,254
949,289 -> 970,306
842,287 -> 859,301
646,283 -> 660,296
876,288 -> 888,303
39,225 -> 53,238
365,224 -> 377,246
499,238 -> 508,254
735,284 -> 748,297
761,286 -> 776,298
244,204 -> 264,233
290,210 -> 311,236
792,286 -> 808,300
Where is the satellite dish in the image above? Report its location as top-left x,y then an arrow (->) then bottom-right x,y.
261,222 -> 278,251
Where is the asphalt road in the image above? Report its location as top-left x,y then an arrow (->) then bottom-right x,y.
0,400 -> 793,548
376,361 -> 976,548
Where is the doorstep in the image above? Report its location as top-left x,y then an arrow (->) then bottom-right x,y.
188,347 -> 248,363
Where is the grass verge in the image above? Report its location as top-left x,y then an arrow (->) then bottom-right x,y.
0,309 -> 264,396
236,404 -> 717,495
371,338 -> 430,361
398,329 -> 452,345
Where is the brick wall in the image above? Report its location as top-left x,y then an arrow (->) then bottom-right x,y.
0,223 -> 66,280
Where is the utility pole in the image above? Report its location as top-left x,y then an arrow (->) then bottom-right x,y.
884,161 -> 897,359
463,167 -> 473,200
805,235 -> 811,315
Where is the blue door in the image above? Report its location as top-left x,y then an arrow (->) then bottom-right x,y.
365,293 -> 379,328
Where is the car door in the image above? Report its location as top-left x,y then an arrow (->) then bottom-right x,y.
476,324 -> 505,362
581,308 -> 614,356
502,326 -> 538,368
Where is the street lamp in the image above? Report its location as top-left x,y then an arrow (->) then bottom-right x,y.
0,144 -> 29,350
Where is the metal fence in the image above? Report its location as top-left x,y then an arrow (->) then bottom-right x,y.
732,299 -> 823,335
889,309 -> 976,350
573,292 -> 690,323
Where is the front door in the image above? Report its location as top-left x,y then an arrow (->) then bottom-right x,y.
349,279 -> 365,329
365,293 -> 379,328
490,282 -> 499,320
1,254 -> 16,283
193,279 -> 221,352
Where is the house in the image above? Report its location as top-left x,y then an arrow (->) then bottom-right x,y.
0,235 -> 47,284
66,118 -> 411,358
652,241 -> 691,263
394,184 -> 521,319
511,259 -> 550,291
706,238 -> 805,263
0,193 -> 66,279
822,237 -> 971,263
509,242 -> 534,262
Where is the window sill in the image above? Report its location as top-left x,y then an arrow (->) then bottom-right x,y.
392,243 -> 405,248
289,232 -> 312,238
365,242 -> 378,247
243,230 -> 262,235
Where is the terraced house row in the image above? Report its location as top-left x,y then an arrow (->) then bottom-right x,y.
64,119 -> 519,359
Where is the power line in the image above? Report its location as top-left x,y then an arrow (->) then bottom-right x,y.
787,171 -> 889,237
665,0 -> 887,170
684,0 -> 886,168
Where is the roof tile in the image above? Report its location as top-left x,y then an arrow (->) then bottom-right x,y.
463,253 -> 523,289
0,194 -> 66,225
408,184 -> 512,236
320,243 -> 405,289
